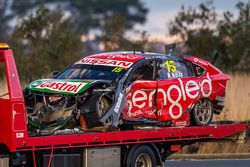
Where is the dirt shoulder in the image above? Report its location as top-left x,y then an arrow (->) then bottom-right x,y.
167,153 -> 250,160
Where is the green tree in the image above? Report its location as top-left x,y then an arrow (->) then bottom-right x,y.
0,1 -> 13,41
218,1 -> 250,71
0,0 -> 148,81
100,13 -> 152,51
169,1 -> 219,61
61,0 -> 148,34
0,0 -> 148,37
169,1 -> 250,72
10,5 -> 82,81
100,13 -> 127,50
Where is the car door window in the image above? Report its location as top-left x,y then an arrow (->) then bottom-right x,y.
192,63 -> 205,77
130,61 -> 154,82
123,60 -> 157,120
159,59 -> 193,79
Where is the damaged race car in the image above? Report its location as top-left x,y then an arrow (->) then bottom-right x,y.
24,50 -> 229,135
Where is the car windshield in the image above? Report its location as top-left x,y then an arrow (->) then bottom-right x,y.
58,64 -> 127,81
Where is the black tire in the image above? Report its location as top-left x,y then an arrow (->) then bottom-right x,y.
83,94 -> 112,128
191,99 -> 213,126
125,145 -> 157,167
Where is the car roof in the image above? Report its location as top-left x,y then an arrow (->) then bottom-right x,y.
85,51 -> 180,62
75,51 -> 182,68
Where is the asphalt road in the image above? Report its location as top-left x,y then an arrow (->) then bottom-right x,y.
165,159 -> 250,167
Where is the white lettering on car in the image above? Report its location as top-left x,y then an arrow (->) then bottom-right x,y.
185,80 -> 200,99
148,90 -> 156,107
178,78 -> 186,101
34,81 -> 86,93
194,58 -> 208,66
76,58 -> 133,68
114,92 -> 123,113
132,90 -> 147,108
107,54 -> 139,60
167,84 -> 182,119
201,73 -> 212,97
127,73 -> 212,119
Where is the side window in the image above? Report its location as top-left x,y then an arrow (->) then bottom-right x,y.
192,63 -> 205,77
130,61 -> 154,82
159,59 -> 193,79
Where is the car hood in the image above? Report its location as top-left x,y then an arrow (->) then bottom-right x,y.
27,79 -> 95,95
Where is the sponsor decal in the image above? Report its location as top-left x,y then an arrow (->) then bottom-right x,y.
127,73 -> 212,119
114,92 -> 124,113
76,58 -> 133,68
167,71 -> 183,78
107,54 -> 139,60
194,58 -> 208,66
175,121 -> 188,126
28,80 -> 90,94
16,132 -> 24,138
165,60 -> 177,72
112,67 -> 125,73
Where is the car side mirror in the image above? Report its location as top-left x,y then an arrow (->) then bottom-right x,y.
51,71 -> 60,79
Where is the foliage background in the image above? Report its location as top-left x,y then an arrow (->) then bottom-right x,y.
1,0 -> 249,80
1,0 -> 149,81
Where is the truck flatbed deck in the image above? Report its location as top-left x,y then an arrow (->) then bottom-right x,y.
15,123 -> 248,152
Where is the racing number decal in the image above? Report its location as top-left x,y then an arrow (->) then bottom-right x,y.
112,67 -> 124,73
165,60 -> 176,72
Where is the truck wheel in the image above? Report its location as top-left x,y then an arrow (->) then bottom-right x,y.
125,145 -> 157,167
191,99 -> 213,126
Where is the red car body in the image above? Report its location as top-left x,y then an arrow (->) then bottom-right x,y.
26,51 -> 229,128
117,53 -> 229,126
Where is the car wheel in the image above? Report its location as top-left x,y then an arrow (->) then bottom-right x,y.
97,96 -> 112,125
84,94 -> 112,128
191,99 -> 213,126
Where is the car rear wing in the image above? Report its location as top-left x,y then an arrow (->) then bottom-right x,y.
165,43 -> 220,65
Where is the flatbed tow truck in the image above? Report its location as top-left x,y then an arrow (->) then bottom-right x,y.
0,44 -> 249,167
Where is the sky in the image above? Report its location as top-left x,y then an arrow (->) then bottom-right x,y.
132,0 -> 249,42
